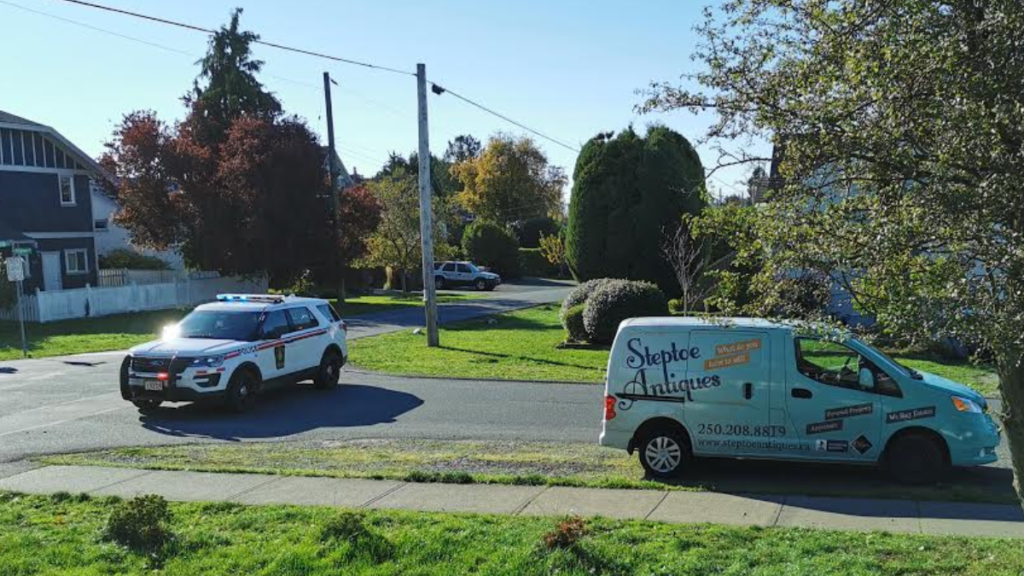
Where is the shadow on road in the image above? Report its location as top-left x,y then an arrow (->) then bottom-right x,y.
0,367 -> 17,374
138,384 -> 423,441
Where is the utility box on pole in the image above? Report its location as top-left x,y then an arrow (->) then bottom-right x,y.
416,63 -> 440,347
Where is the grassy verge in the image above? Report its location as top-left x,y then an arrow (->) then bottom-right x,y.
349,304 -> 998,395
350,304 -> 609,382
41,439 -> 1016,504
334,292 -> 485,318
0,309 -> 188,362
3,492 -> 1023,575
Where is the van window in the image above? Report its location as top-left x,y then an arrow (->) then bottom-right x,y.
795,338 -> 900,396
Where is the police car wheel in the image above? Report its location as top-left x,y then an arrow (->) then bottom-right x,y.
435,276 -> 446,289
119,356 -> 132,400
475,279 -> 487,291
226,370 -> 258,413
133,399 -> 161,413
639,431 -> 690,478
314,350 -> 343,390
886,433 -> 947,485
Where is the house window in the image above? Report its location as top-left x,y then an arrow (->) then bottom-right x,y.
65,249 -> 89,275
94,218 -> 109,231
59,175 -> 76,206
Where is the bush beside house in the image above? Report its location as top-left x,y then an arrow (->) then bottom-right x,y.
98,249 -> 170,271
560,278 -> 668,344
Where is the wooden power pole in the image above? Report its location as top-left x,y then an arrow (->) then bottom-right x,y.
416,63 -> 439,347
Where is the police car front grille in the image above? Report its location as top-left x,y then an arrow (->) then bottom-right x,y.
131,357 -> 170,372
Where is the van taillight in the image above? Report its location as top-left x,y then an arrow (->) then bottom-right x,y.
604,395 -> 617,421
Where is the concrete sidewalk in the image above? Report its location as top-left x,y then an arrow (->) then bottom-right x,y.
2,465 -> 1022,538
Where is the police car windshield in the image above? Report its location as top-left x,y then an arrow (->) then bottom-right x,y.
176,310 -> 262,341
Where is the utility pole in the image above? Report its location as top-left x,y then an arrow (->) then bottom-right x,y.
417,63 -> 439,347
323,71 -> 345,302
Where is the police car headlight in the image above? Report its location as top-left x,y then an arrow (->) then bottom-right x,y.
951,395 -> 982,413
191,356 -> 225,368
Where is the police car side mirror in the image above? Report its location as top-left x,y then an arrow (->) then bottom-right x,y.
858,368 -> 875,389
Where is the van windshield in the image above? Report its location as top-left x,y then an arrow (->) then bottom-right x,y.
852,338 -> 921,380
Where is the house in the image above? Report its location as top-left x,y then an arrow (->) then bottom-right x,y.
0,110 -> 112,291
90,180 -> 184,270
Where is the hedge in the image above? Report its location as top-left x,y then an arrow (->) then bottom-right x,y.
583,280 -> 668,344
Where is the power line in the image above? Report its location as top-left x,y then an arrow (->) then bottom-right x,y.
51,0 -> 417,77
430,83 -> 581,153
48,0 -> 581,156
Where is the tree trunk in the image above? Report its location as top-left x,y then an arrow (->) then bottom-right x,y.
400,271 -> 408,294
999,355 -> 1024,508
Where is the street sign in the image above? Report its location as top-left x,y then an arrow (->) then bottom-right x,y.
13,247 -> 32,256
0,241 -> 9,248
5,256 -> 25,282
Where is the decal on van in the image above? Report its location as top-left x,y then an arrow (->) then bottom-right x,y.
886,406 -> 936,424
704,353 -> 750,370
852,435 -> 873,454
815,439 -> 849,453
715,338 -> 762,356
824,403 -> 873,420
616,369 -> 720,410
806,420 -> 843,435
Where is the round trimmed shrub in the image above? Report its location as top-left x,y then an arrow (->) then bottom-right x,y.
564,304 -> 588,342
583,280 -> 668,344
559,278 -> 617,328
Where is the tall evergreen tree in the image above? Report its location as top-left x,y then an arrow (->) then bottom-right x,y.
566,126 -> 706,294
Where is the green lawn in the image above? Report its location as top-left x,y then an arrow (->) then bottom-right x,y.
350,304 -> 999,395
43,439 -> 1016,504
350,304 -> 610,382
0,309 -> 188,362
0,293 -> 485,362
2,492 -> 1023,575
333,292 -> 485,317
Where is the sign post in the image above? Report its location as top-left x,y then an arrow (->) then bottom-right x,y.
5,256 -> 27,357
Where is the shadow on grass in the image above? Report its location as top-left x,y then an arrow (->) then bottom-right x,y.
439,345 -> 606,374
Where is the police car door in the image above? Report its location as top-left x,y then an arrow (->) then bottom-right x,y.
257,310 -> 291,383
786,338 -> 883,461
685,330 -> 774,457
284,306 -> 323,373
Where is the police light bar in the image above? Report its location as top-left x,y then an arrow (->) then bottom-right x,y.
216,294 -> 286,304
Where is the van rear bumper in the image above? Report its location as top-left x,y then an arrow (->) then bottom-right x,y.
599,428 -> 631,451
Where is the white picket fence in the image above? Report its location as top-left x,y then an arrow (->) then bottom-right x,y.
97,269 -> 221,287
0,275 -> 268,323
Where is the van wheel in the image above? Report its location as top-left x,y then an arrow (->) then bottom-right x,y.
886,433 -> 948,485
475,278 -> 487,291
314,349 -> 343,390
225,369 -> 259,414
639,429 -> 691,479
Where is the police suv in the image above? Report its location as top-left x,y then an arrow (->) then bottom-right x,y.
120,294 -> 348,413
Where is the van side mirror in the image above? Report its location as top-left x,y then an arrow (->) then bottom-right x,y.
858,368 -> 875,389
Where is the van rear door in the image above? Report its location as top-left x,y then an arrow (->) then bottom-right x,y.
685,330 -> 775,457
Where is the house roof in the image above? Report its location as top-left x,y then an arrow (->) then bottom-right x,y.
0,109 -> 112,183
0,110 -> 45,128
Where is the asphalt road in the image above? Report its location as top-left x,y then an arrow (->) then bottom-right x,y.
0,280 -> 584,464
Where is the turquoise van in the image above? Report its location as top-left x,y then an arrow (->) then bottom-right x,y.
599,317 -> 1000,484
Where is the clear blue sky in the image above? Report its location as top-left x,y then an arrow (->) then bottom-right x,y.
0,0 -> 765,200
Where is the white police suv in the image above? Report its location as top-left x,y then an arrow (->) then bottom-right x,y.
120,294 -> 348,413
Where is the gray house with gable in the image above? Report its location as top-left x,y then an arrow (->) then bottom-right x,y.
0,110 -> 109,291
